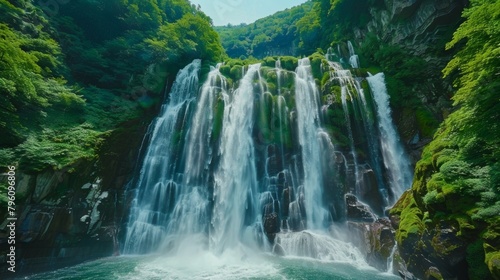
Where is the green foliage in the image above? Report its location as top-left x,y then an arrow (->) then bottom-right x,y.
215,2 -> 313,58
17,124 -> 104,172
395,1 -> 500,277
146,13 -> 224,63
1,0 -> 225,175
393,192 -> 424,244
359,36 -> 428,109
297,0 -> 384,54
415,108 -> 439,138
466,240 -> 491,280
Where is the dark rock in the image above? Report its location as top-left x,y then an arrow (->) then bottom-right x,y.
288,200 -> 305,232
393,250 -> 418,280
0,117 -> 147,275
358,168 -> 386,216
389,214 -> 401,230
345,194 -> 376,222
348,218 -> 396,272
263,212 -> 280,242
425,266 -> 443,280
397,220 -> 469,280
281,188 -> 290,217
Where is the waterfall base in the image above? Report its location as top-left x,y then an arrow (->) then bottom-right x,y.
25,253 -> 399,280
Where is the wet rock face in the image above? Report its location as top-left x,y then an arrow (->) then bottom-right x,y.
345,194 -> 376,223
0,119 -> 147,275
393,214 -> 469,279
367,0 -> 467,54
348,218 -> 397,272
390,0 -> 421,20
263,212 -> 280,242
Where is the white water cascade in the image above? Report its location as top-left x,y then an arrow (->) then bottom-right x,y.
211,64 -> 261,252
122,57 -> 414,277
367,73 -> 413,201
123,60 -> 201,254
294,58 -> 331,230
348,41 -> 360,69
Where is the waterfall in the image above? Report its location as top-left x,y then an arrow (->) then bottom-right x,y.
357,80 -> 389,208
181,63 -> 226,188
348,41 -> 360,69
162,64 -> 228,244
386,241 -> 398,273
123,59 -> 201,254
367,73 -> 413,201
294,58 -> 330,230
276,59 -> 282,95
327,61 -> 362,197
122,57 -> 412,276
211,64 -> 261,252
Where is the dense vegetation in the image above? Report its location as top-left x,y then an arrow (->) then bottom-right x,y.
0,0 -> 223,206
295,0 -> 384,54
391,0 -> 500,278
215,1 -> 312,59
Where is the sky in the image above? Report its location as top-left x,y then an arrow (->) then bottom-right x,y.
189,0 -> 309,26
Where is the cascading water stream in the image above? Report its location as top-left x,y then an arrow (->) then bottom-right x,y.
327,61 -> 363,196
367,73 -> 413,201
182,63 -> 226,188
348,41 -> 360,69
121,56 -> 413,278
123,60 -> 201,254
162,64 -> 228,244
211,64 -> 262,252
356,80 -> 389,207
294,58 -> 330,230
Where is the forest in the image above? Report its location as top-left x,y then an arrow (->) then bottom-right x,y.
0,0 -> 498,279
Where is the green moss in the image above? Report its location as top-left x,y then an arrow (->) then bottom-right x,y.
485,250 -> 500,280
465,240 -> 493,280
393,193 -> 424,243
212,96 -> 225,141
219,64 -> 231,77
263,57 -> 277,68
229,65 -> 243,81
416,108 -> 439,138
280,56 -> 298,72
425,268 -> 444,280
309,52 -> 325,81
17,124 -> 105,173
452,214 -> 476,237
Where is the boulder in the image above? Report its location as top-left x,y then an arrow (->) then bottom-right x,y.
345,193 -> 376,222
348,218 -> 397,271
263,212 -> 280,242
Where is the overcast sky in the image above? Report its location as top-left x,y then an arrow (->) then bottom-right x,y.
189,0 -> 309,26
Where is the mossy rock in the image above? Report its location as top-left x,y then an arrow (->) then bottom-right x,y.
485,250 -> 500,279
308,52 -> 325,81
466,239 -> 492,280
425,267 -> 444,280
280,56 -> 298,72
394,195 -> 424,244
219,64 -> 231,77
229,65 -> 243,81
263,56 -> 277,68
212,96 -> 225,141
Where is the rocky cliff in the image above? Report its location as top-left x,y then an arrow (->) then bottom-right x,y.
350,1 -> 500,279
356,0 -> 467,152
0,118 -> 148,275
